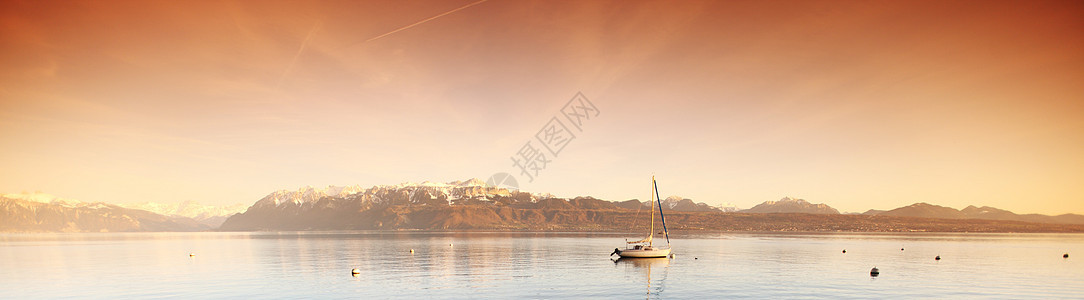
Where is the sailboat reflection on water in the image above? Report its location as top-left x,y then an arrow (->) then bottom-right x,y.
613,256 -> 670,299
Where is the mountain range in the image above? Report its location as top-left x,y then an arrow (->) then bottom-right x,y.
5,180 -> 1083,232
0,192 -> 245,232
218,179 -> 743,231
614,196 -> 739,212
0,193 -> 207,232
863,202 -> 1084,225
218,179 -> 1084,231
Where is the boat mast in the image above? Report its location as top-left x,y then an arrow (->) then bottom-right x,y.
654,176 -> 670,246
648,175 -> 656,247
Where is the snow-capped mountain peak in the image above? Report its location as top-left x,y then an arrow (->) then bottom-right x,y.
253,179 -> 524,209
766,197 -> 807,205
451,178 -> 488,187
2,191 -> 82,207
742,197 -> 839,214
259,185 -> 367,207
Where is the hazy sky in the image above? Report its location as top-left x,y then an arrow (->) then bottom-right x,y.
2,0 -> 1081,214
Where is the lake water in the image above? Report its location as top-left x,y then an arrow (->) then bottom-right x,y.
1,231 -> 1081,299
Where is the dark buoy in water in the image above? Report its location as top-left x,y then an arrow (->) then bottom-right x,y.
901,248 -> 904,251
694,257 -> 698,260
935,255 -> 941,261
1064,253 -> 1069,258
870,267 -> 879,277
842,249 -> 847,253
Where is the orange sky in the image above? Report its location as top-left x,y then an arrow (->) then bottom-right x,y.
1,0 -> 1082,214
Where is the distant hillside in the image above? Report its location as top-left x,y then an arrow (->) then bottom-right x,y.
0,195 -> 208,232
614,199 -> 647,210
741,197 -> 839,214
869,203 -> 1084,225
662,196 -> 725,212
120,200 -> 248,227
878,203 -> 964,219
610,196 -> 732,212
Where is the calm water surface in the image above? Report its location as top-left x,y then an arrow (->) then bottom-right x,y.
1,231 -> 1081,299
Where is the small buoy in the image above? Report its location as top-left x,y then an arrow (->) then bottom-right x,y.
901,248 -> 905,251
935,255 -> 941,261
1064,253 -> 1069,258
409,249 -> 414,253
351,268 -> 360,275
870,267 -> 879,276
694,257 -> 698,260
449,243 -> 453,247
842,249 -> 846,253
189,253 -> 195,257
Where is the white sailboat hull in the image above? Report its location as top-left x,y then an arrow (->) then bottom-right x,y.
616,247 -> 671,258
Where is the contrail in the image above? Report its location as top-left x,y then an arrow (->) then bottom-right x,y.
278,21 -> 322,88
363,0 -> 488,43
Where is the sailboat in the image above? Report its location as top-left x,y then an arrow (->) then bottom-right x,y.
612,176 -> 672,258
